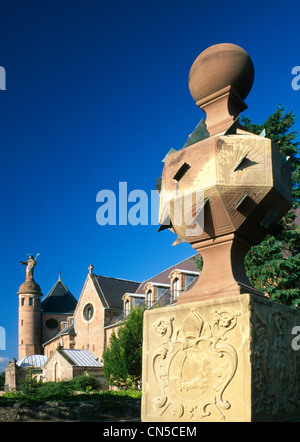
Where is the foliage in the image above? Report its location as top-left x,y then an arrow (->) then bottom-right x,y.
20,367 -> 41,399
0,373 -> 102,401
241,105 -> 300,306
0,391 -> 23,400
33,374 -> 101,400
68,374 -> 101,392
34,380 -> 74,400
102,306 -> 145,390
0,372 -> 5,390
0,381 -> 142,402
241,105 -> 300,203
191,255 -> 203,272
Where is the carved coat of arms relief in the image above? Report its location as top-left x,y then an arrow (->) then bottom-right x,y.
151,307 -> 240,420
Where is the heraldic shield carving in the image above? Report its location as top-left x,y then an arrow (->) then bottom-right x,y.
151,307 -> 240,420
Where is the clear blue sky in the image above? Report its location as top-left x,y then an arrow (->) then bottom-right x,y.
0,0 -> 299,369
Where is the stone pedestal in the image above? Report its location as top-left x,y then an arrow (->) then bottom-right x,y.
142,294 -> 300,422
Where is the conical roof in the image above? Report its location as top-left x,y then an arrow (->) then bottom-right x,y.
41,276 -> 77,314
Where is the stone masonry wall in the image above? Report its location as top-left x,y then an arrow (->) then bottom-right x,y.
0,399 -> 140,421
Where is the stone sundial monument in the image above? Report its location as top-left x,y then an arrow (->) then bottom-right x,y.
142,43 -> 300,422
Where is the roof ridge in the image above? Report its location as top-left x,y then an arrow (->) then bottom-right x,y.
135,254 -> 197,291
94,274 -> 140,284
42,278 -> 76,301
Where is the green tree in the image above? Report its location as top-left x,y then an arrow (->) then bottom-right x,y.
103,306 -> 145,390
21,366 -> 40,398
191,255 -> 203,272
0,372 -> 5,390
241,105 -> 300,306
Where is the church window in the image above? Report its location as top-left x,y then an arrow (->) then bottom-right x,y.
83,303 -> 94,321
29,297 -> 33,306
46,318 -> 59,329
21,298 -> 25,306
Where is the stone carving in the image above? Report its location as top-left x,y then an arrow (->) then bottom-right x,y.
251,302 -> 300,419
152,307 -> 240,420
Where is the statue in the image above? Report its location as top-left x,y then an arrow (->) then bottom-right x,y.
20,253 -> 39,281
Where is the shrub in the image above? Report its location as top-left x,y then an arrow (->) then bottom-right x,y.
68,375 -> 101,392
0,372 -> 5,390
37,381 -> 72,400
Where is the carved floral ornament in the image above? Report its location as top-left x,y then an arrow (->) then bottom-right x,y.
151,307 -> 240,420
251,305 -> 300,418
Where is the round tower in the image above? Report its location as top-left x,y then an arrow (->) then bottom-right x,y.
17,257 -> 42,359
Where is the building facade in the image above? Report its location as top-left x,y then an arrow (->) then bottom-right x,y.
5,256 -> 199,390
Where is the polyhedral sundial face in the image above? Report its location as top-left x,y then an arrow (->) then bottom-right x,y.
159,130 -> 292,246
157,42 -> 293,303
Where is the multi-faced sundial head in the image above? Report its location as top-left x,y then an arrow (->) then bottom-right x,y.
158,43 -> 292,249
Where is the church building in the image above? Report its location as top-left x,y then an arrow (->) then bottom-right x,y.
5,256 -> 199,390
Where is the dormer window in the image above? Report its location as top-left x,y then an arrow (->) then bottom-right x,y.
185,273 -> 197,289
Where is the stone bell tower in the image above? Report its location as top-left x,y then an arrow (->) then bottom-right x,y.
17,255 -> 42,359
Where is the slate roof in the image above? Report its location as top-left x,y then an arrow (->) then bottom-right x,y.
41,278 -> 77,314
92,274 -> 140,310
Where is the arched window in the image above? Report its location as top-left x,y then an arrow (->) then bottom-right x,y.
147,290 -> 153,308
125,300 -> 130,317
54,361 -> 61,382
172,278 -> 180,301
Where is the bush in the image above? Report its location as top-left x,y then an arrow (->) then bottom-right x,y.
0,391 -> 23,400
0,386 -> 142,402
36,380 -> 74,400
68,375 -> 101,392
0,372 -> 5,390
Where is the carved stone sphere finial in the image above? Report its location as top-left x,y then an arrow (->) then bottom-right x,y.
188,43 -> 255,136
